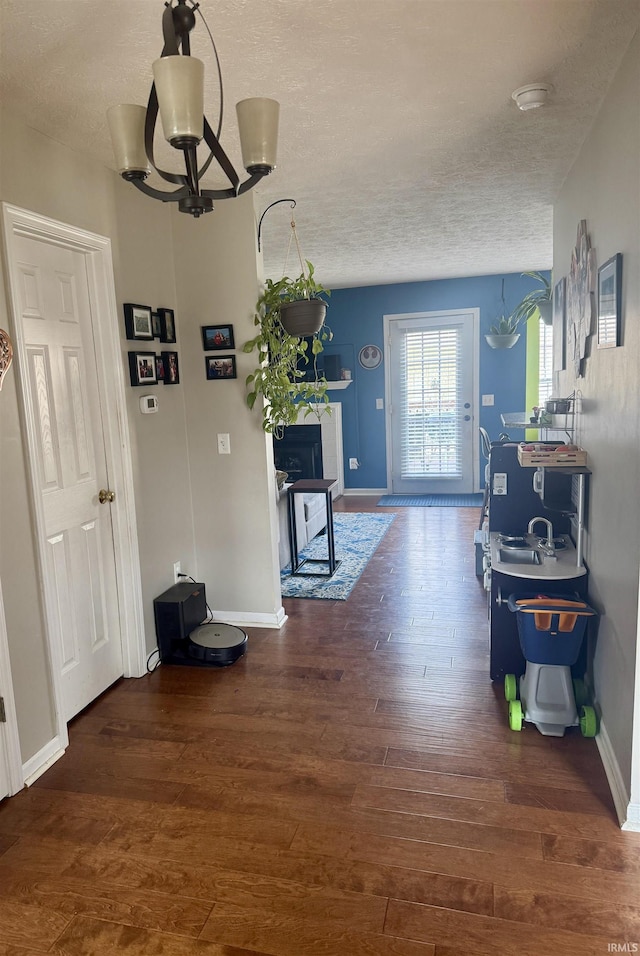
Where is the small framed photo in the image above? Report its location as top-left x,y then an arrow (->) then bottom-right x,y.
162,350 -> 180,384
158,307 -> 176,343
202,324 -> 235,351
597,253 -> 622,349
206,354 -> 237,380
151,312 -> 162,339
128,351 -> 158,386
124,303 -> 154,340
155,354 -> 165,382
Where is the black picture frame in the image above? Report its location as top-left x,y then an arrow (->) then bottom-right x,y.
158,307 -> 176,343
162,350 -> 180,384
206,354 -> 237,380
152,312 -> 162,339
155,354 -> 165,382
128,351 -> 158,386
552,276 -> 566,372
124,303 -> 154,340
202,324 -> 235,351
597,253 -> 622,349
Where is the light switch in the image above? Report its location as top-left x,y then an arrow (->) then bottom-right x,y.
217,433 -> 231,455
376,398 -> 384,410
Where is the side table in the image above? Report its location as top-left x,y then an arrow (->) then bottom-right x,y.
287,478 -> 340,577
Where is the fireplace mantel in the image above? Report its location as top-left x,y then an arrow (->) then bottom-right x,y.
287,403 -> 344,497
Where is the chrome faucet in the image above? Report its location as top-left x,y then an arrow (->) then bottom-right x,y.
528,516 -> 555,555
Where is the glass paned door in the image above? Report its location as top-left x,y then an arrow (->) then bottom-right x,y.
388,312 -> 475,494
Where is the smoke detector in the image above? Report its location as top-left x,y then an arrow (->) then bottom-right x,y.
512,83 -> 553,111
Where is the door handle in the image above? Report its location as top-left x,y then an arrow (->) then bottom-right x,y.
98,489 -> 115,504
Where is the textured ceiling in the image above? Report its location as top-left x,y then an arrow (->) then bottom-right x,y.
1,1 -> 639,288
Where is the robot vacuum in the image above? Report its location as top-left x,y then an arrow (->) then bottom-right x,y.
187,622 -> 248,666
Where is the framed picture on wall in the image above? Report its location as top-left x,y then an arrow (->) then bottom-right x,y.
202,324 -> 235,350
155,354 -> 165,382
124,303 -> 154,340
552,276 -> 566,372
162,350 -> 180,384
128,351 -> 157,386
158,307 -> 176,343
151,312 -> 162,339
206,355 -> 236,380
597,253 -> 622,349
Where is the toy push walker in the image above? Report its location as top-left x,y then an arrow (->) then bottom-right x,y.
505,593 -> 598,738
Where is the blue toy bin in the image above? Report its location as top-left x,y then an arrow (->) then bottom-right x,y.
507,593 -> 597,666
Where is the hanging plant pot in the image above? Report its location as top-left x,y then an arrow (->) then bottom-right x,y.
485,333 -> 520,350
279,299 -> 327,337
538,300 -> 553,325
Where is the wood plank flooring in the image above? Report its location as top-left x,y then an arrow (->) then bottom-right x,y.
1,499 -> 639,955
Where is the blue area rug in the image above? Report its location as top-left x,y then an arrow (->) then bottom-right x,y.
377,494 -> 484,507
280,512 -> 396,600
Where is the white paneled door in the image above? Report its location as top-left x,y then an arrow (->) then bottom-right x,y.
387,311 -> 477,495
12,234 -> 123,721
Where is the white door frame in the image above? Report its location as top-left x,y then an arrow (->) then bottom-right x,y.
383,309 -> 480,494
1,203 -> 146,758
0,581 -> 25,796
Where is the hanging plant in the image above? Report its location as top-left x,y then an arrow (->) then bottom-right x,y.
485,279 -> 521,348
243,219 -> 332,435
512,271 -> 553,326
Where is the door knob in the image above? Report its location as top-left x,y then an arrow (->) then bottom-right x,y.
98,489 -> 115,504
463,414 -> 471,421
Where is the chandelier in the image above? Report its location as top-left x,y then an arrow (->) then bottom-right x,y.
107,0 -> 279,218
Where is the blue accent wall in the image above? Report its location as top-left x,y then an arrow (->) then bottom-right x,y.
322,272 -> 548,491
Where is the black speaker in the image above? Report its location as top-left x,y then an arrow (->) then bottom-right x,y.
323,355 -> 341,381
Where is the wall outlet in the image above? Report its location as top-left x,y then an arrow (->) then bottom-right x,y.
173,561 -> 181,583
349,458 -> 359,469
217,433 -> 231,455
482,394 -> 495,406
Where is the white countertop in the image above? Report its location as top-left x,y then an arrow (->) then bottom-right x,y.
490,532 -> 587,580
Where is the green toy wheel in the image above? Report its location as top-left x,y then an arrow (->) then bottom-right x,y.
572,678 -> 588,709
509,699 -> 523,732
580,705 -> 597,738
504,674 -> 517,702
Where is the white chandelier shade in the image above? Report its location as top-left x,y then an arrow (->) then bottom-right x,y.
236,98 -> 280,174
152,55 -> 204,144
107,105 -> 150,176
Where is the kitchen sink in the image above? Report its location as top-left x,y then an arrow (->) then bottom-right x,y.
498,548 -> 541,565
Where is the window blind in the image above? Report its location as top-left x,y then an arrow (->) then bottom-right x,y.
399,327 -> 462,480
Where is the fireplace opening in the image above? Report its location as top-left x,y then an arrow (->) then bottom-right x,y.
273,425 -> 323,482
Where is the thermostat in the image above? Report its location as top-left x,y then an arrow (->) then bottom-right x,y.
140,394 -> 158,414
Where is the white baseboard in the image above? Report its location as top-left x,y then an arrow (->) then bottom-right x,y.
208,606 -> 288,630
596,717 -> 633,829
22,735 -> 66,787
342,488 -> 388,496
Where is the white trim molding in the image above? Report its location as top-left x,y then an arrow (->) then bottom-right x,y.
596,718 -> 636,829
209,607 -> 288,630
0,582 -> 25,796
22,735 -> 66,787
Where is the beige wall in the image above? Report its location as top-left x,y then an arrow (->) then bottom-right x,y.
172,200 -> 283,620
554,28 -> 640,793
0,107 -> 281,766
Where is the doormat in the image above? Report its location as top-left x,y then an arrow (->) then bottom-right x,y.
280,512 -> 396,600
377,494 -> 484,507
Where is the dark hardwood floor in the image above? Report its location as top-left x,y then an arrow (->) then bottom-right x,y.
1,498 -> 638,954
